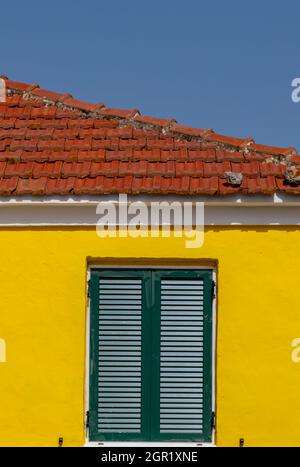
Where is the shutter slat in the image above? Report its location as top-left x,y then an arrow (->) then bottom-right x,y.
159,278 -> 205,435
97,277 -> 143,434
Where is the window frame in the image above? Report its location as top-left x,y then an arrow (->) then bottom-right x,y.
88,268 -> 214,443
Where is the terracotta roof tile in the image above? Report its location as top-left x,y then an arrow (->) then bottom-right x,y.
161,149 -> 188,162
16,177 -> 47,195
0,176 -> 18,194
174,140 -> 203,151
203,162 -> 231,177
216,150 -> 244,162
231,161 -> 260,176
134,115 -> 176,127
276,178 -> 300,194
73,176 -> 104,195
78,149 -> 105,162
204,133 -> 252,148
170,124 -> 211,138
132,149 -> 160,161
247,176 -> 277,194
290,155 -> 300,164
5,162 -> 33,178
0,150 -> 22,162
32,161 -> 62,178
259,162 -> 285,177
190,177 -> 218,195
0,76 -> 297,196
175,161 -> 203,177
250,143 -> 296,156
45,177 -> 75,195
99,107 -> 138,118
0,119 -> 16,129
119,161 -> 148,177
188,149 -> 216,162
219,177 -> 248,195
46,150 -> 78,162
105,150 -> 132,161
62,161 -> 91,178
90,161 -> 119,177
65,138 -> 92,151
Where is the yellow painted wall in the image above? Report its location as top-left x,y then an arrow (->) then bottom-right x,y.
0,226 -> 300,446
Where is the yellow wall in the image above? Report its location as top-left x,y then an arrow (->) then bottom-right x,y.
0,226 -> 300,447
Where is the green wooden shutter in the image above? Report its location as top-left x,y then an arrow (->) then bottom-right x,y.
150,270 -> 213,442
89,270 -> 151,441
89,269 -> 213,442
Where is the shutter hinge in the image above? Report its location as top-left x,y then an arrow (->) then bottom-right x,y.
87,280 -> 91,298
211,280 -> 216,300
85,410 -> 90,431
211,411 -> 216,430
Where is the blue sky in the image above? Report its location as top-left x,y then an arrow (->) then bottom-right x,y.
1,0 -> 300,150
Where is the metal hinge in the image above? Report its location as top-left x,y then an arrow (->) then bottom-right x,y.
211,280 -> 216,300
85,410 -> 90,430
211,411 -> 216,430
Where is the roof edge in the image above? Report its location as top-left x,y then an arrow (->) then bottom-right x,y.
1,75 -> 296,158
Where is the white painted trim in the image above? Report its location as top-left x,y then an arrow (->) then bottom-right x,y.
85,441 -> 214,447
1,204 -> 300,225
1,192 -> 300,205
84,264 -> 216,448
85,268 -> 91,442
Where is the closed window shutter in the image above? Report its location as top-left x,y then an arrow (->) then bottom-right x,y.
97,278 -> 143,433
89,271 -> 152,441
159,279 -> 205,434
89,269 -> 213,442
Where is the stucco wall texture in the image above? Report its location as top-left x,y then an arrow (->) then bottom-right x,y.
0,226 -> 299,447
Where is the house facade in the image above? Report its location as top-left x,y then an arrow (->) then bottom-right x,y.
0,77 -> 300,447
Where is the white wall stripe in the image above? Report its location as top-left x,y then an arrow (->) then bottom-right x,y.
0,204 -> 300,225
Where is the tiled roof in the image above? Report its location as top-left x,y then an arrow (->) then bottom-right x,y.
0,75 -> 299,196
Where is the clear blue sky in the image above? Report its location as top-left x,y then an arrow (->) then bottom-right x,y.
2,0 -> 300,150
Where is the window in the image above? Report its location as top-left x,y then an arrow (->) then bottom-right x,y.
89,269 -> 213,442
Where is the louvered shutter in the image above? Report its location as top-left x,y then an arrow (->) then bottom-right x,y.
158,277 -> 210,438
89,271 -> 151,441
89,269 -> 213,442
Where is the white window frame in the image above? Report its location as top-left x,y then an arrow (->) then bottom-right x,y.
84,264 -> 217,448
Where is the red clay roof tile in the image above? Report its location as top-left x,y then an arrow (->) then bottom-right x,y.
259,162 -> 285,177
176,161 -> 203,177
5,162 -> 33,178
32,161 -> 62,178
247,176 -> 277,194
73,176 -> 105,195
290,155 -> 300,164
216,150 -> 244,162
188,149 -> 216,162
203,162 -> 231,177
231,161 -> 260,176
78,149 -> 105,162
45,177 -> 75,195
190,177 -> 218,195
250,143 -> 296,156
62,161 -> 91,178
205,133 -> 252,148
218,177 -> 248,195
0,76 -> 297,196
135,115 -> 176,127
0,150 -> 22,162
0,176 -> 18,195
170,124 -> 211,138
16,177 -> 47,195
